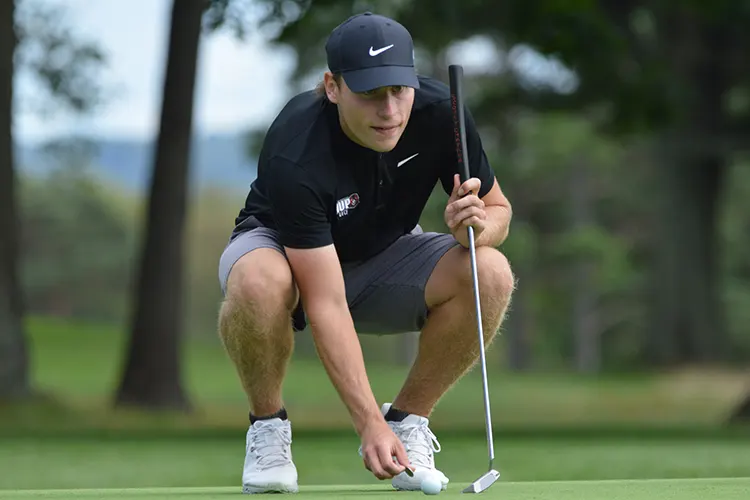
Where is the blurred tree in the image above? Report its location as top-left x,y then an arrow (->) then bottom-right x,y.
407,0 -> 744,366
14,0 -> 107,114
730,394 -> 750,422
114,0 -> 206,411
0,0 -> 29,400
19,155 -> 132,323
1,0 -> 105,401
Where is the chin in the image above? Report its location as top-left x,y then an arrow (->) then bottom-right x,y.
369,133 -> 402,152
372,142 -> 397,152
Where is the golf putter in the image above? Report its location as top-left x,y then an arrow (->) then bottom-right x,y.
449,64 -> 501,494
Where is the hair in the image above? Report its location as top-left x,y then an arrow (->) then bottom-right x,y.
315,73 -> 342,99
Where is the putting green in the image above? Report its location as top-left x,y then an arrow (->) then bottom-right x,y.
2,477 -> 749,499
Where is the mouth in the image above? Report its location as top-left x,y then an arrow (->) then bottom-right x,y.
371,124 -> 400,137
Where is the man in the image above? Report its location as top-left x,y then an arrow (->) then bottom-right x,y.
217,11 -> 514,494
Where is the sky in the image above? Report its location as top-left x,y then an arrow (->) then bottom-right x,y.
14,0 -> 296,145
13,0 -> 576,145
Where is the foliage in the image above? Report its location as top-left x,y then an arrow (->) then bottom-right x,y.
18,162 -> 134,323
14,0 -> 107,114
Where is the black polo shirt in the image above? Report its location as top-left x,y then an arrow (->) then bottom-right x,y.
232,75 -> 495,263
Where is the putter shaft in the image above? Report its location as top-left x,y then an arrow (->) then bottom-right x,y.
467,226 -> 494,470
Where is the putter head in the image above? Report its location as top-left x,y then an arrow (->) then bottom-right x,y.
462,469 -> 500,494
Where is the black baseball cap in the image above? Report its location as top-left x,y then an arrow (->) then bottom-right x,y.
325,12 -> 419,93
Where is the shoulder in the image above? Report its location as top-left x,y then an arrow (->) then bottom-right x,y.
402,75 -> 456,144
410,74 -> 481,133
412,75 -> 452,114
409,75 -> 456,132
262,90 -> 336,166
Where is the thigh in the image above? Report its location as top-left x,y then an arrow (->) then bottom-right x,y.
218,228 -> 286,295
218,228 -> 306,331
343,227 -> 459,335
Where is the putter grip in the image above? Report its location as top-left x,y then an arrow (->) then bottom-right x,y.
449,64 -> 471,184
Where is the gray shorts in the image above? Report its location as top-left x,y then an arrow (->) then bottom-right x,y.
218,225 -> 459,334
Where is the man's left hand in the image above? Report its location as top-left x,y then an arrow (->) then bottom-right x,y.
444,174 -> 486,248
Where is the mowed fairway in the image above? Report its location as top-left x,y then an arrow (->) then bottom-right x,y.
2,479 -> 750,499
2,430 -> 750,499
2,318 -> 750,499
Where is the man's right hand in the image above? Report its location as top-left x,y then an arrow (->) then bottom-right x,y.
359,419 -> 413,480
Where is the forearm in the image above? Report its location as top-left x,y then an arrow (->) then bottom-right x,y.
307,302 -> 382,436
475,205 -> 512,247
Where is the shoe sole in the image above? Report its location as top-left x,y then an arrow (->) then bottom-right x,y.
393,485 -> 449,492
242,484 -> 299,494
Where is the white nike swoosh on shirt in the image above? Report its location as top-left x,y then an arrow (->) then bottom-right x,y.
369,44 -> 394,56
397,153 -> 419,167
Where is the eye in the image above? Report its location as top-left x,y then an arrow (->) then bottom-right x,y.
390,86 -> 404,94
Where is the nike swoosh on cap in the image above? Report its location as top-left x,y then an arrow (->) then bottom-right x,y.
369,44 -> 394,56
397,153 -> 419,167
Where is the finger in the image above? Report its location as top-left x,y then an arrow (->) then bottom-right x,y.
459,177 -> 481,197
364,450 -> 389,480
360,447 -> 372,471
378,445 -> 402,477
449,174 -> 461,202
460,216 -> 485,231
451,194 -> 485,212
445,196 -> 483,228
450,206 -> 487,229
392,441 -> 413,475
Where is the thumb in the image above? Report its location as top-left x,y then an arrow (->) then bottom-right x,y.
449,174 -> 461,200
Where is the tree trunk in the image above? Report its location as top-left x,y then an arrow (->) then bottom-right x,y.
0,0 -> 31,400
570,163 -> 600,373
729,392 -> 750,424
114,0 -> 204,410
647,143 -> 727,364
646,14 -> 730,366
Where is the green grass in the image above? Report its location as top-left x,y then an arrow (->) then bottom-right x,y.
2,430 -> 750,496
2,317 -> 750,498
2,479 -> 750,499
10,316 -> 749,433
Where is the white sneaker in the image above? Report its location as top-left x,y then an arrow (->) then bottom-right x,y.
381,403 -> 450,491
242,418 -> 298,494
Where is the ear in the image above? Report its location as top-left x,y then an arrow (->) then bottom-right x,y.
324,72 -> 340,104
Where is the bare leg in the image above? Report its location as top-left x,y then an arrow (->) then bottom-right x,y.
392,246 -> 515,417
218,248 -> 298,417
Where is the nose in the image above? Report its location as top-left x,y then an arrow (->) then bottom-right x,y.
377,92 -> 397,119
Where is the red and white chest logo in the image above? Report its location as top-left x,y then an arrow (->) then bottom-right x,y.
336,193 -> 360,218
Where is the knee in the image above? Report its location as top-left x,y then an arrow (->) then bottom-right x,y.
468,247 -> 515,306
224,249 -> 299,318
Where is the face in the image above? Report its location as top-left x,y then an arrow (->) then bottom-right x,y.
324,72 -> 415,152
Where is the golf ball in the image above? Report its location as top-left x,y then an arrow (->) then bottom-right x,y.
420,475 -> 442,495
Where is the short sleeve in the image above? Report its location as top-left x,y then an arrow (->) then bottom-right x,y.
438,102 -> 496,199
266,157 -> 333,249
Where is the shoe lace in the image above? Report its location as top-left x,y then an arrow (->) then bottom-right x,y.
392,421 -> 441,469
248,421 -> 292,470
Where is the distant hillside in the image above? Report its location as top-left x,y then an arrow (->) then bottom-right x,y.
16,133 -> 258,194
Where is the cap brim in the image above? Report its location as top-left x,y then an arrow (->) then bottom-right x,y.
342,66 -> 419,93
